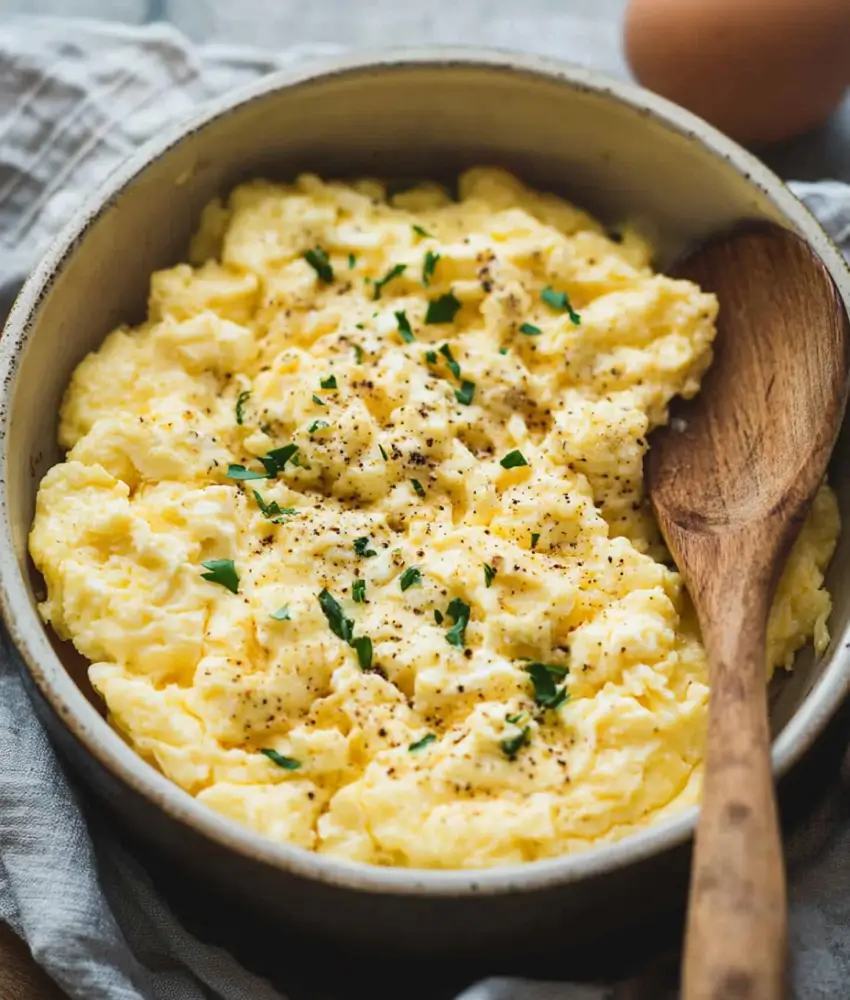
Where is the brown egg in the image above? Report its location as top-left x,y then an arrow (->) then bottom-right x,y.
624,0 -> 850,146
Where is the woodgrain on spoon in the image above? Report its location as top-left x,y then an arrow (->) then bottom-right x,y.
648,222 -> 850,1000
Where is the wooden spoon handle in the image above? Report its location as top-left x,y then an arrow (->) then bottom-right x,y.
683,615 -> 786,999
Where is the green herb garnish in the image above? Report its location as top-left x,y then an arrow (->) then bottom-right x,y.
379,444 -> 388,460
422,250 -> 440,287
425,291 -> 462,325
400,566 -> 422,591
506,713 -> 524,724
372,263 -> 406,300
501,726 -> 531,760
530,531 -> 541,550
519,322 -> 541,336
259,443 -> 299,478
434,609 -> 444,625
437,343 -> 461,379
483,563 -> 497,588
252,489 -> 297,522
348,252 -> 357,269
201,559 -> 239,594
270,606 -> 291,621
525,662 -> 569,709
261,748 -> 302,770
354,536 -> 377,558
409,733 -> 437,752
445,597 -> 470,648
500,449 -> 528,469
317,588 -> 354,643
352,579 -> 366,603
308,419 -> 330,433
227,463 -> 268,481
235,390 -> 251,425
412,225 -> 433,238
395,310 -> 415,344
455,380 -> 475,405
350,635 -> 373,671
425,350 -> 438,364
304,246 -> 333,283
312,394 -> 326,406
353,344 -> 364,363
541,286 -> 581,325
320,375 -> 338,390
498,347 -> 509,355
411,479 -> 426,498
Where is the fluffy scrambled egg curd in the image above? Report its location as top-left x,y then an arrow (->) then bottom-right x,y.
30,168 -> 839,869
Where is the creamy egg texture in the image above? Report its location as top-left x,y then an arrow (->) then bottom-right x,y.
30,169 -> 839,869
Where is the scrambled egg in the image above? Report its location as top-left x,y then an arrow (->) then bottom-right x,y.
29,168 -> 839,869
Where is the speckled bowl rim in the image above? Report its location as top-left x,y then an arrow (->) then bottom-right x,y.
2,47 -> 850,898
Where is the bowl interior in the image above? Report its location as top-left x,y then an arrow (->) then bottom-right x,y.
3,53 -> 850,877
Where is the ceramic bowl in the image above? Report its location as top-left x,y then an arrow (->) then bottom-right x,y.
2,49 -> 849,957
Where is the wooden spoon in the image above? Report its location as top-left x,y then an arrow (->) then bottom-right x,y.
647,221 -> 850,1000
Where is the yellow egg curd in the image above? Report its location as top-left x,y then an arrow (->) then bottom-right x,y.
30,168 -> 839,868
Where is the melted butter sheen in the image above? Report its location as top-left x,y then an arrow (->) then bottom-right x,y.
29,168 -> 839,869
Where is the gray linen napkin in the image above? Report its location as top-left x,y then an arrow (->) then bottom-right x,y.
3,16 -> 850,1000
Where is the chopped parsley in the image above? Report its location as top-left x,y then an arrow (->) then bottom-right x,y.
422,251 -> 440,287
304,246 -> 333,283
530,531 -> 541,550
501,726 -> 531,760
270,606 -> 291,621
409,733 -> 437,752
519,322 -> 542,336
229,444 -> 300,482
525,662 -> 569,709
353,344 -> 364,363
498,347 -> 509,355
312,394 -> 326,406
455,380 -> 475,405
317,588 -> 354,643
200,558 -> 239,594
483,563 -> 497,588
252,489 -> 297,522
317,589 -> 373,670
411,479 -> 426,498
348,252 -> 357,269
372,263 -> 406,300
350,635 -> 373,671
438,343 -> 461,379
260,748 -> 301,770
424,350 -> 438,365
434,609 -> 444,625
412,224 -> 433,238
395,310 -> 415,343
400,566 -> 422,591
445,597 -> 470,648
307,419 -> 330,433
541,286 -> 581,325
352,578 -> 366,603
259,444 -> 299,477
354,536 -> 377,558
500,449 -> 529,469
425,291 -> 462,324
320,375 -> 338,390
227,463 -> 268,481
379,444 -> 388,460
506,713 -> 524,725
235,389 -> 251,425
